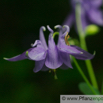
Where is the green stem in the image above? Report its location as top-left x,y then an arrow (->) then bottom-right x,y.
53,69 -> 58,79
75,3 -> 98,89
73,57 -> 97,95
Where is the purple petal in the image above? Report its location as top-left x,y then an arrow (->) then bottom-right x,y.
4,48 -> 32,61
58,44 -> 83,55
90,0 -> 102,8
70,45 -> 94,60
33,60 -> 45,73
55,25 -> 72,69
47,25 -> 54,33
45,29 -> 63,69
87,9 -> 103,26
39,26 -> 48,50
62,25 -> 70,36
55,25 -> 70,47
63,12 -> 75,27
31,40 -> 41,47
60,51 -> 73,68
55,25 -> 64,46
28,46 -> 47,61
45,47 -> 63,69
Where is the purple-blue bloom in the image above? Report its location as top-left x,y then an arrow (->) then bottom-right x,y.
4,25 -> 94,72
63,0 -> 103,30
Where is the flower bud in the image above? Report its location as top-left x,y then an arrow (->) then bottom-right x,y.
85,24 -> 100,36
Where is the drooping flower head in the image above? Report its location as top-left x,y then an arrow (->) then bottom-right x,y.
4,25 -> 94,73
63,0 -> 103,30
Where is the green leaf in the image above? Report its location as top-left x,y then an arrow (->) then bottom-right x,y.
101,82 -> 103,94
85,24 -> 100,36
79,82 -> 100,95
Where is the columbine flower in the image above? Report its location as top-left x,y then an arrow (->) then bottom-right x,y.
4,25 -> 94,72
63,0 -> 103,30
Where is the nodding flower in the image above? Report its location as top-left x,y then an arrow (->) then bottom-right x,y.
4,25 -> 95,73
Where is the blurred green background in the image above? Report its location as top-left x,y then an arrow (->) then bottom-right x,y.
0,0 -> 103,103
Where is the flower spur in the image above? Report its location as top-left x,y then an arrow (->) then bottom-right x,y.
4,25 -> 94,72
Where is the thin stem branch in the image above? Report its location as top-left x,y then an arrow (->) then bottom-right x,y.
73,57 -> 97,95
75,3 -> 98,89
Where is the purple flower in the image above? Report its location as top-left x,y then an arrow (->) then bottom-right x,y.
63,0 -> 103,30
4,25 -> 94,72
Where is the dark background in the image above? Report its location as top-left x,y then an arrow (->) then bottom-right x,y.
0,0 -> 103,103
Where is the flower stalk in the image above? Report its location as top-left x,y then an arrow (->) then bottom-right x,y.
73,57 -> 97,95
75,2 -> 98,90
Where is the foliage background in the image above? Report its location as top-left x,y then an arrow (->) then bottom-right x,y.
0,0 -> 103,103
